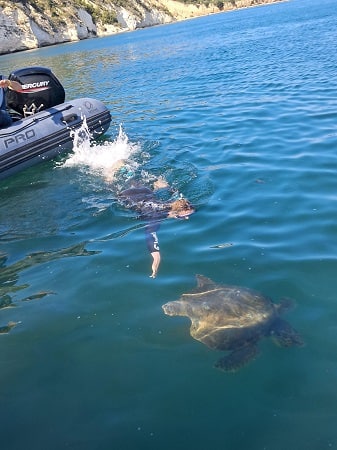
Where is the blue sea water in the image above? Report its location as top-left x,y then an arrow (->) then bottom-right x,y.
1,0 -> 337,448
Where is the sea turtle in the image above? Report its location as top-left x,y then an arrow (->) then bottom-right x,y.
162,275 -> 303,372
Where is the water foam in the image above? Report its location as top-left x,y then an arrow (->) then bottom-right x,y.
62,118 -> 140,181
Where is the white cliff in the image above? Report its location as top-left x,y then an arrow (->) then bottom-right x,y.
0,0 -> 282,55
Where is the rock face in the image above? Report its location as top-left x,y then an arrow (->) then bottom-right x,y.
0,2 -> 105,54
0,0 -> 281,55
116,3 -> 172,30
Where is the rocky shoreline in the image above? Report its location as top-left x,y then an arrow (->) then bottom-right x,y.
0,0 -> 284,55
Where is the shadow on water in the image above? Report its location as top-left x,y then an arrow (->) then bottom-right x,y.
0,241 -> 100,333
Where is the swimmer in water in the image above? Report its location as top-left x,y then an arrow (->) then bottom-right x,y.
117,177 -> 195,278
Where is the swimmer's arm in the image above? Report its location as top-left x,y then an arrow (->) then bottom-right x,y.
150,251 -> 161,278
145,225 -> 161,278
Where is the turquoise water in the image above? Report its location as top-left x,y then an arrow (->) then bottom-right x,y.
1,0 -> 337,448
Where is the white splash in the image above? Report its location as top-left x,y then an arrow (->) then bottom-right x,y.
62,118 -> 140,181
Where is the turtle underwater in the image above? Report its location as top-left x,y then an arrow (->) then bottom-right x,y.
162,275 -> 304,372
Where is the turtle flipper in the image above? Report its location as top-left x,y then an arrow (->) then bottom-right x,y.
214,343 -> 260,372
270,318 -> 304,347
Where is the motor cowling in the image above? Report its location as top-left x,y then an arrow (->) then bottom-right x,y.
6,66 -> 65,118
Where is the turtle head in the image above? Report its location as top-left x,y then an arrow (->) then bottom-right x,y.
162,300 -> 189,317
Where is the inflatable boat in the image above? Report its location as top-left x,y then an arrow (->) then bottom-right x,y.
0,67 -> 111,180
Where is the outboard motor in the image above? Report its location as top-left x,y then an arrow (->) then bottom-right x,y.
6,66 -> 65,119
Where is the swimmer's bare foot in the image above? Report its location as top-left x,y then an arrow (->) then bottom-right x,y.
104,159 -> 126,182
153,176 -> 169,190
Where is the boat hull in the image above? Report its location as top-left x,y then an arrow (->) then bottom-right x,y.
0,97 -> 111,180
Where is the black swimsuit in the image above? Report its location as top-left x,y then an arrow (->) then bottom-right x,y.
118,187 -> 171,253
